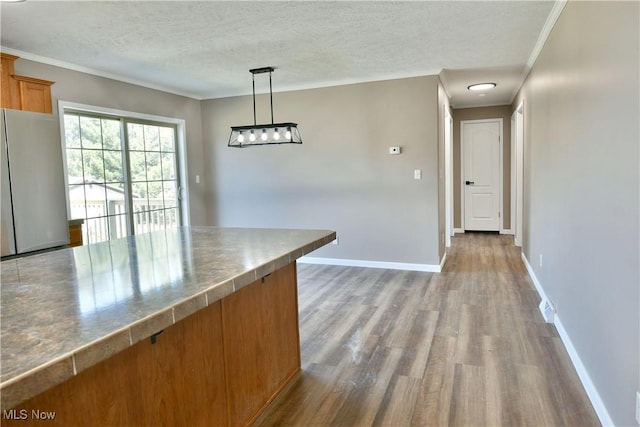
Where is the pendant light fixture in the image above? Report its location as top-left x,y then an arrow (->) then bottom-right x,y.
228,67 -> 302,147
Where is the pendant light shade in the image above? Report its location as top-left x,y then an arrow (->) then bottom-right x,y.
228,67 -> 302,147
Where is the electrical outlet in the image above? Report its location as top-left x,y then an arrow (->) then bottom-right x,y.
332,237 -> 339,245
414,169 -> 422,180
635,391 -> 640,425
389,146 -> 401,154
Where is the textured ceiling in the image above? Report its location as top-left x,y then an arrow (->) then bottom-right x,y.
0,1 -> 557,107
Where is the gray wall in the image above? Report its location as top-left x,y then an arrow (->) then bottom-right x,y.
12,58 -> 209,226
202,76 -> 442,265
513,2 -> 639,425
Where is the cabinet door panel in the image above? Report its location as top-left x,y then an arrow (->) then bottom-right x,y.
222,262 -> 301,426
18,80 -> 53,114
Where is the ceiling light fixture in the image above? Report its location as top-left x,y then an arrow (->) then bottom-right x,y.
228,67 -> 302,147
467,83 -> 497,91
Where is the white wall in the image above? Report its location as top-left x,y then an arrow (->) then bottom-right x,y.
513,2 -> 639,425
202,76 -> 442,266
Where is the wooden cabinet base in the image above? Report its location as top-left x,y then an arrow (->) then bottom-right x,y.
2,262 -> 301,427
68,224 -> 83,247
222,262 -> 301,425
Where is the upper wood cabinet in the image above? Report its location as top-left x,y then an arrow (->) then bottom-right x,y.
1,53 -> 54,114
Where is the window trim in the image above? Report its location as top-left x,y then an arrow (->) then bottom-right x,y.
58,100 -> 191,235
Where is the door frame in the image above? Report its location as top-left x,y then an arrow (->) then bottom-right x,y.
512,101 -> 524,246
460,118 -> 503,232
444,107 -> 453,247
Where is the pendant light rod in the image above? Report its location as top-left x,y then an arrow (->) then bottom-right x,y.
250,66 -> 275,125
252,72 -> 256,126
269,70 -> 274,125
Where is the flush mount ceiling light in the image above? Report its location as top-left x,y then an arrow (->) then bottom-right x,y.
228,67 -> 301,147
467,83 -> 497,91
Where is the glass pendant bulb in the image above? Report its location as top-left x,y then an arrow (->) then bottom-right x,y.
285,127 -> 292,140
249,130 -> 256,142
273,128 -> 280,140
237,132 -> 244,143
261,129 -> 268,141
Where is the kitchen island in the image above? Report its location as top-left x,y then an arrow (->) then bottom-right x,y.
1,226 -> 335,426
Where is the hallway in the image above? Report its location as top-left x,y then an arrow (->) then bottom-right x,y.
256,233 -> 600,426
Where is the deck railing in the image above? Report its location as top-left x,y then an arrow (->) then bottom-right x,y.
70,199 -> 178,244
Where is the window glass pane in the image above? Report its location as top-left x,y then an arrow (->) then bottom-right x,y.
102,119 -> 121,150
106,182 -> 126,203
84,183 -> 108,217
164,208 -> 178,228
82,150 -> 105,183
85,217 -> 109,244
129,152 -> 147,182
159,127 -> 175,152
108,214 -> 128,240
68,184 -> 86,219
66,148 -> 83,180
80,116 -> 102,149
128,123 -> 144,151
161,152 -> 175,180
147,181 -> 163,201
132,182 -> 148,203
103,150 -> 124,183
145,152 -> 162,181
64,114 -> 81,148
162,181 -> 177,207
144,125 -> 160,151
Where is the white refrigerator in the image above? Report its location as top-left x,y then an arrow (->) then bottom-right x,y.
1,109 -> 69,257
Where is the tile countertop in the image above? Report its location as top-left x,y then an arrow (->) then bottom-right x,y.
0,226 -> 335,410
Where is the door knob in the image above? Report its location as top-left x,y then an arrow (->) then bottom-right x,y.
465,180 -> 475,185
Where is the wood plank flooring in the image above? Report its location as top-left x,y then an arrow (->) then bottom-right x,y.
254,233 -> 600,427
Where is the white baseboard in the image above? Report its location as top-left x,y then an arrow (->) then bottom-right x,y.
500,228 -> 514,235
454,228 -> 465,234
298,256 -> 442,273
521,253 -> 545,298
521,253 -> 614,427
440,252 -> 448,271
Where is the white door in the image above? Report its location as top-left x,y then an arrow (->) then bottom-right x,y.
462,120 -> 501,231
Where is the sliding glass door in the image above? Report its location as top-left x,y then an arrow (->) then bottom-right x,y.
63,111 -> 181,244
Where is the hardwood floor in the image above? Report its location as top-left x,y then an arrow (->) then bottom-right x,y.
254,233 -> 600,427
